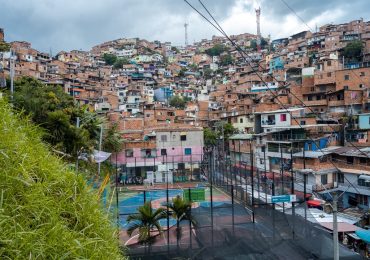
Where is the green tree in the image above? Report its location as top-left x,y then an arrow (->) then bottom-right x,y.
126,201 -> 167,244
167,196 -> 195,247
178,67 -> 187,77
222,122 -> 237,140
103,53 -> 117,65
171,46 -> 180,53
250,38 -> 268,51
169,95 -> 187,109
203,68 -> 213,79
113,58 -> 130,69
205,44 -> 228,56
102,122 -> 124,153
0,41 -> 10,52
0,99 -> 124,259
220,54 -> 233,66
12,77 -> 100,157
343,40 -> 363,62
204,128 -> 218,147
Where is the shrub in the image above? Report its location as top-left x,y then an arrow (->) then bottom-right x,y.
0,99 -> 125,259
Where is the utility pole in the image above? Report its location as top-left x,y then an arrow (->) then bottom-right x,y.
10,48 -> 14,101
333,193 -> 339,260
184,23 -> 189,47
75,117 -> 80,173
98,125 -> 103,176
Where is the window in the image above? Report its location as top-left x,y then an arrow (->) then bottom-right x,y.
327,60 -> 332,66
344,86 -> 348,90
146,114 -> 150,117
337,172 -> 344,183
356,194 -> 368,205
125,149 -> 134,157
161,149 -> 167,156
360,157 -> 367,164
344,75 -> 350,80
346,156 -> 354,165
261,146 -> 265,152
358,177 -> 370,187
240,118 -> 243,123
300,120 -> 306,125
178,163 -> 185,170
180,134 -> 187,141
280,114 -> 287,122
327,72 -> 332,77
319,156 -> 327,162
360,71 -> 365,77
184,148 -> 192,155
160,135 -> 167,142
321,174 -> 328,185
308,96 -> 312,101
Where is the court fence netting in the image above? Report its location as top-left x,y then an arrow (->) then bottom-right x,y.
117,151 -> 361,259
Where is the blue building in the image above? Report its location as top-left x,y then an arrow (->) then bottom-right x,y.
154,87 -> 173,102
269,56 -> 284,73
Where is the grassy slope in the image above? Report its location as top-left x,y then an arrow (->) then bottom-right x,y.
0,99 -> 124,259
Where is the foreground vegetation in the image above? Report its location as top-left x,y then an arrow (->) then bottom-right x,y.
0,98 -> 124,259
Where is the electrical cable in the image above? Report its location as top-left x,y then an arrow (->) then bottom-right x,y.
184,0 -> 362,201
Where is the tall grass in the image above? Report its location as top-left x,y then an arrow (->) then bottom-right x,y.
0,99 -> 125,259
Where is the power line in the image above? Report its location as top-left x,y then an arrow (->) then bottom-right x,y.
279,0 -> 313,32
194,0 -> 370,161
185,0 -> 362,199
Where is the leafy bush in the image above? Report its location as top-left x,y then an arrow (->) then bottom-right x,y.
205,44 -> 228,56
343,40 -> 363,62
0,99 -> 125,259
103,53 -> 118,65
12,77 -> 101,157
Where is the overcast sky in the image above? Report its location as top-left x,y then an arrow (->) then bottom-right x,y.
1,0 -> 369,53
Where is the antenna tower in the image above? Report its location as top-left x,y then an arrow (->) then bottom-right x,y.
184,23 -> 189,46
255,7 -> 261,52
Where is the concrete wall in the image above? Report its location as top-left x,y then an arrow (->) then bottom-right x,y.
261,112 -> 291,127
156,130 -> 203,148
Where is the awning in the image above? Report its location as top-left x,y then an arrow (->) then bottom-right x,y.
359,175 -> 370,181
355,230 -> 370,243
180,132 -> 187,136
348,233 -> 361,240
320,222 -> 362,233
93,150 -> 111,163
307,200 -> 322,207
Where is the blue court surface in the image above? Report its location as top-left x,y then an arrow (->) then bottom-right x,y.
119,189 -> 183,229
118,188 -> 232,229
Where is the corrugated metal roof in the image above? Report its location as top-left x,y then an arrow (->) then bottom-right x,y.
229,134 -> 253,140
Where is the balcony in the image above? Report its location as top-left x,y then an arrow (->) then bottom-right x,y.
304,99 -> 328,106
312,182 -> 335,192
328,100 -> 345,106
271,133 -> 307,141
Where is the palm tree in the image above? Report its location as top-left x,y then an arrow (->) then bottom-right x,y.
126,201 -> 167,244
167,195 -> 195,245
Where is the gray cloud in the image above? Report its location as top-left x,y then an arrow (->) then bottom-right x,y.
262,0 -> 369,31
0,0 -> 368,53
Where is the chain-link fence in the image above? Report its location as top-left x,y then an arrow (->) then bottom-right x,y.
118,150 -> 361,259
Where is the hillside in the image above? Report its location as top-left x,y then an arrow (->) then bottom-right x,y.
0,98 -> 124,259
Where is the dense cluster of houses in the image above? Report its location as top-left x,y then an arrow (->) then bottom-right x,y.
1,18 -> 370,213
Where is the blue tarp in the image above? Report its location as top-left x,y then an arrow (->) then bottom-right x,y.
355,230 -> 370,243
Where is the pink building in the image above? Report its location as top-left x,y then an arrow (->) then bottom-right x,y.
115,127 -> 204,182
